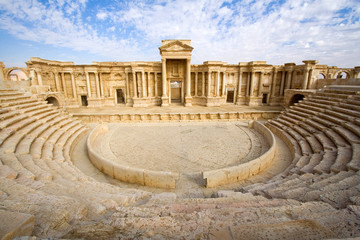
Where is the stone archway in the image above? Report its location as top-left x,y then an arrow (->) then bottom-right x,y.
289,94 -> 305,106
5,68 -> 29,81
40,93 -> 64,107
45,96 -> 59,106
335,71 -> 350,79
284,89 -> 317,107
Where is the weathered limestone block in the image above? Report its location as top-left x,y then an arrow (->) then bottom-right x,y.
0,165 -> 18,179
0,210 -> 34,240
144,170 -> 179,189
113,164 -> 144,185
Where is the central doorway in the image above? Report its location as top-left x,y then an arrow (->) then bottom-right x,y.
171,81 -> 181,103
116,89 -> 125,104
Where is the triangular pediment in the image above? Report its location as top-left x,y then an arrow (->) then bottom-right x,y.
159,40 -> 193,52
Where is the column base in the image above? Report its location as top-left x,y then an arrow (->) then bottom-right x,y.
161,96 -> 169,107
184,96 -> 192,107
246,96 -> 262,106
205,97 -> 222,107
133,98 -> 148,107
236,95 -> 246,105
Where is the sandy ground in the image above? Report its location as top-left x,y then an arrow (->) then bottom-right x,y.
71,121 -> 292,198
67,104 -> 282,115
105,121 -> 266,172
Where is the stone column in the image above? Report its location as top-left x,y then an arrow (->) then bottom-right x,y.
54,72 -> 60,91
302,69 -> 309,89
85,72 -> 91,97
154,72 -> 158,97
215,71 -> 220,96
250,71 -> 255,96
147,72 -> 151,97
286,70 -> 292,90
30,70 -> 36,85
185,58 -> 192,106
222,72 -> 226,96
237,71 -> 242,100
132,71 -> 137,98
194,72 -> 198,96
0,62 -> 5,82
71,72 -> 77,98
202,72 -> 205,96
162,59 -> 167,97
141,71 -> 145,98
271,69 -> 278,97
99,72 -> 104,97
161,59 -> 169,106
258,71 -> 264,97
125,72 -> 129,101
280,71 -> 286,96
207,71 -> 211,96
246,72 -> 250,96
37,72 -> 43,86
62,72 -> 67,97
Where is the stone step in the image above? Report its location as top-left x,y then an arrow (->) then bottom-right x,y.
324,109 -> 355,122
332,105 -> 360,118
330,146 -> 353,173
322,89 -> 358,95
15,153 -> 53,181
300,153 -> 324,174
0,209 -> 35,240
313,150 -> 338,174
343,122 -> 360,138
347,144 -> 360,171
332,125 -> 360,144
0,110 -> 19,121
0,95 -> 31,103
305,135 -> 323,153
316,92 -> 350,99
338,102 -> 360,112
0,128 -> 14,147
314,132 -> 337,151
0,113 -> 28,130
325,129 -> 350,148
0,152 -> 35,180
344,98 -> 360,106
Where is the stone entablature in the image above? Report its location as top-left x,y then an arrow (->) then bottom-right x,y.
2,40 -> 359,108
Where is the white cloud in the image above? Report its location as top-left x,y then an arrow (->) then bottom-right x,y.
96,11 -> 108,20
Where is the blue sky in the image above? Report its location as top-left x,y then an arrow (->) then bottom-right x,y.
0,0 -> 359,68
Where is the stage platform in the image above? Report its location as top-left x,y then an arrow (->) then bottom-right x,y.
66,104 -> 282,123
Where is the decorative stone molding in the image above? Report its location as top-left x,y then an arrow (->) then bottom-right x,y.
87,124 -> 179,188
202,121 -> 277,187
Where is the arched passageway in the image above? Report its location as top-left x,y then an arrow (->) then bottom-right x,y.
8,69 -> 28,81
46,97 -> 59,106
289,94 -> 305,106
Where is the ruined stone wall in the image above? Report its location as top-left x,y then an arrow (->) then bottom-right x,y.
18,57 -> 360,108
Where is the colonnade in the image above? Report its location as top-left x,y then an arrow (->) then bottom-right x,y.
28,63 -> 314,107
128,70 -> 160,98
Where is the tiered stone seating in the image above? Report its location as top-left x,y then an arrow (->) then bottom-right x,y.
243,86 -> 360,209
0,90 -> 152,238
0,88 -> 359,239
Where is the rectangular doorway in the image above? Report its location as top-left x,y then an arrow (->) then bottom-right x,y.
116,89 -> 125,104
81,95 -> 88,106
227,90 -> 234,103
171,81 -> 181,102
262,93 -> 268,104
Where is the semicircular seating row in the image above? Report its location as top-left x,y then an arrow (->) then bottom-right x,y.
0,87 -> 359,238
0,89 -> 151,234
242,86 -> 360,209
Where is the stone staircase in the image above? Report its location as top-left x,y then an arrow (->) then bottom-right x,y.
0,90 -> 151,238
242,86 -> 360,210
0,88 -> 359,239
